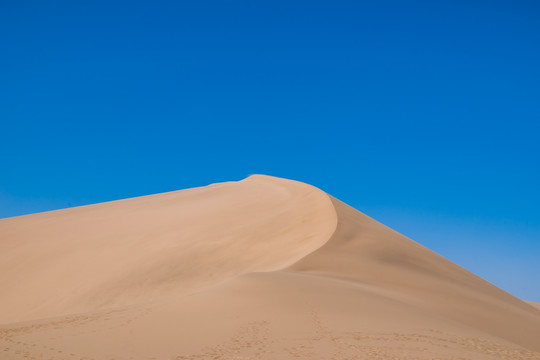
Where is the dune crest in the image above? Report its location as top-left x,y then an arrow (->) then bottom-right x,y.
1,175 -> 539,360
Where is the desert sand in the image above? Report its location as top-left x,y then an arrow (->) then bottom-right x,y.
1,175 -> 539,360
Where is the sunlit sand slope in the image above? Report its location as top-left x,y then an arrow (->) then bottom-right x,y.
0,175 -> 337,323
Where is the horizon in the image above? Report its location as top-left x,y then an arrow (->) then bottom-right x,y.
1,0 -> 539,303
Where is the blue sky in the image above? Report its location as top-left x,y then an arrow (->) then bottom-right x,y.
1,0 -> 539,301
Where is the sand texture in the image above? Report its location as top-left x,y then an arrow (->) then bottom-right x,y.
1,175 -> 539,360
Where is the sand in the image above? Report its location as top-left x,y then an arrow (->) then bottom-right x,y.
1,174 -> 539,360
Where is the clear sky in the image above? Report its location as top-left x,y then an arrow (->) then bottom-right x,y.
1,1 -> 539,301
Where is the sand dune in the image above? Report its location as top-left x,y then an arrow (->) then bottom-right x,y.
1,175 -> 539,360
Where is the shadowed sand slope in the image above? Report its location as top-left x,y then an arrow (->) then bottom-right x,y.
289,197 -> 540,353
1,175 -> 539,360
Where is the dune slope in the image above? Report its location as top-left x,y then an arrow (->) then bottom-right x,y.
1,175 -> 539,360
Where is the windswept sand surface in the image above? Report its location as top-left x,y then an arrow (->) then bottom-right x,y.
1,175 -> 539,360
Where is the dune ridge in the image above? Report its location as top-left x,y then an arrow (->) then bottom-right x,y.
1,174 -> 539,360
